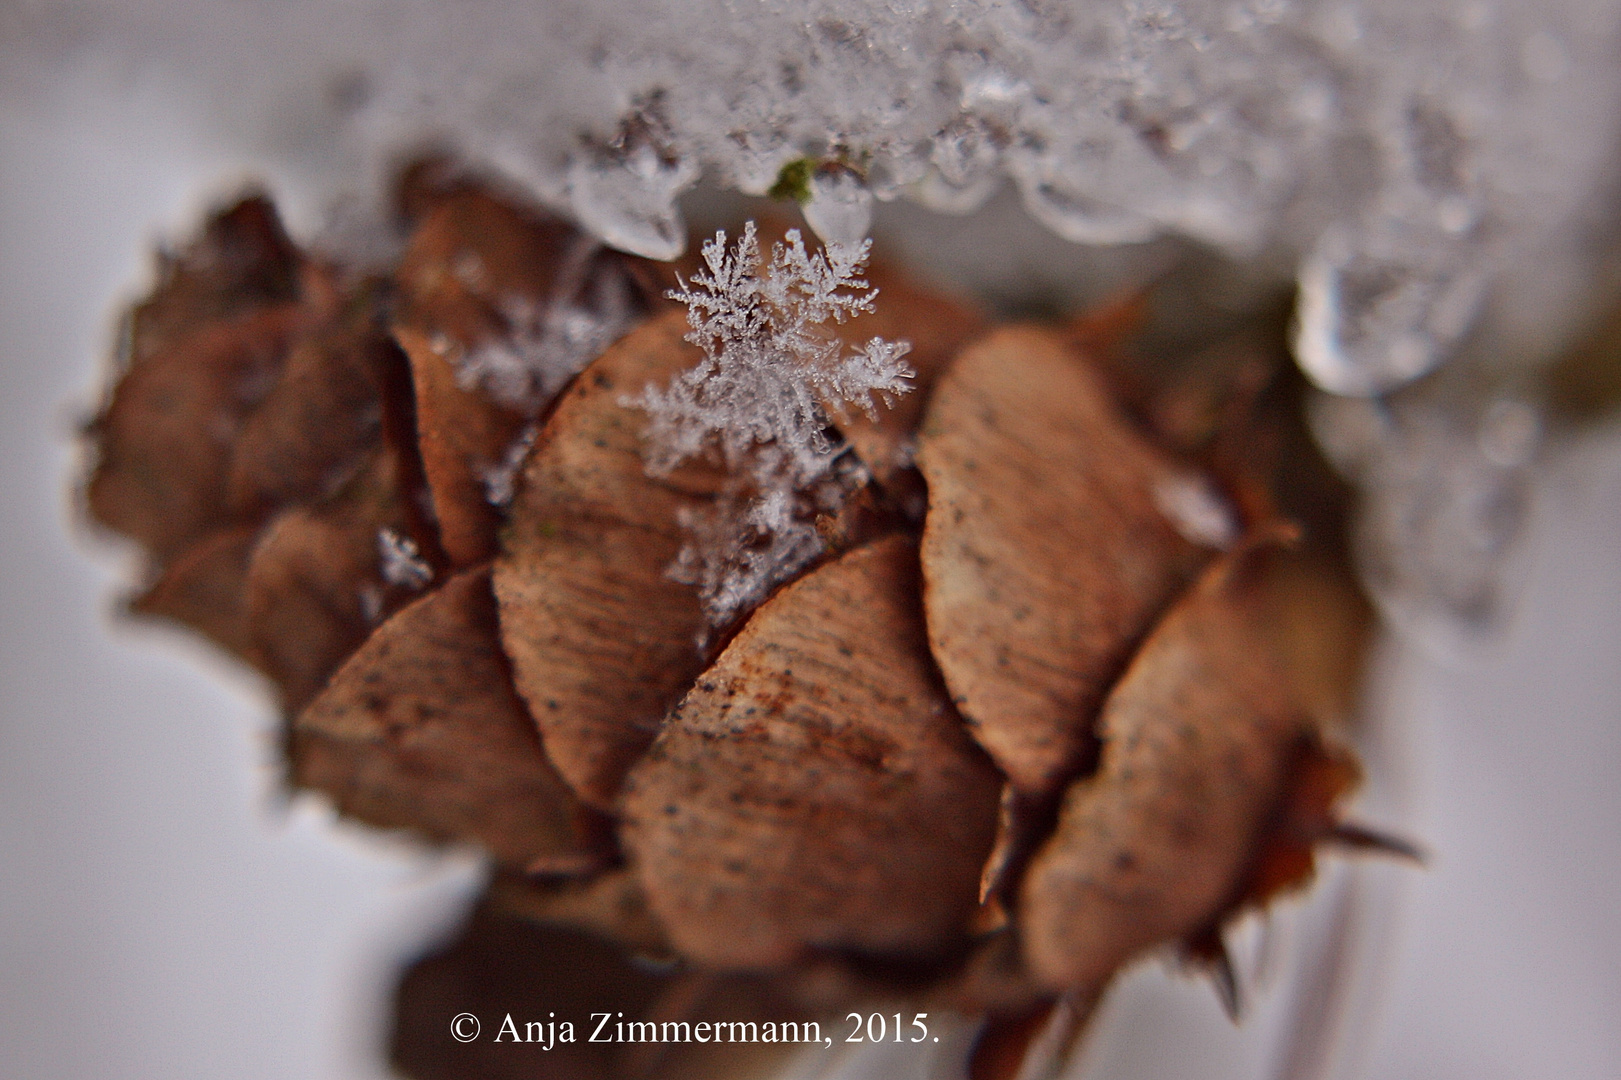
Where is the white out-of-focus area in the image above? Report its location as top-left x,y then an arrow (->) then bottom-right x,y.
2,8 -> 1620,1080
8,0 -> 1621,395
0,80 -> 482,1080
7,0 -> 1619,645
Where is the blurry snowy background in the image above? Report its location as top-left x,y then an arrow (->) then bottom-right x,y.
2,1 -> 1619,1077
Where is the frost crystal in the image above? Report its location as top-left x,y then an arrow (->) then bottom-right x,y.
453,240 -> 638,413
629,222 -> 912,628
479,423 -> 540,508
636,222 -> 913,483
377,527 -> 433,590
667,477 -> 841,633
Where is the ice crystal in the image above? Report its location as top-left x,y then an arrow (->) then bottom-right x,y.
666,467 -> 852,633
629,221 -> 912,628
377,527 -> 433,590
17,0 -> 1621,402
636,222 -> 913,482
453,240 -> 637,413
479,423 -> 540,508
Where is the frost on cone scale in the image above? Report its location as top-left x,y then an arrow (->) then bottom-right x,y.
81,174 -> 1410,1080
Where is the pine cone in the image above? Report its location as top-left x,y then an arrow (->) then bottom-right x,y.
82,170 -> 1407,1080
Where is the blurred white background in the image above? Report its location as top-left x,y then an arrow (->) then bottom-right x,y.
2,13 -> 1619,1080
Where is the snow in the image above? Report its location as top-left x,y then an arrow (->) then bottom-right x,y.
627,222 -> 910,628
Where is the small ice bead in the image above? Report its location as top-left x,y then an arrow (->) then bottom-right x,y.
803,167 -> 874,249
1008,154 -> 1159,246
916,168 -> 1003,216
919,117 -> 1003,214
568,145 -> 696,261
1293,239 -> 1484,397
1153,474 -> 1239,550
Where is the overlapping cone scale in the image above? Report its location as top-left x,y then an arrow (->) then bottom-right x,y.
1019,535 -> 1312,990
392,183 -> 578,567
620,533 -> 1002,969
292,565 -> 607,873
225,297 -> 406,520
493,309 -> 719,812
916,325 -> 1214,796
87,302 -> 317,562
122,192 -> 302,366
242,444 -> 434,712
83,179 -> 1399,1080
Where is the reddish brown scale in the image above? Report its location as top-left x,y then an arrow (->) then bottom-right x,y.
494,309 -> 720,811
226,298 -> 409,518
391,186 -> 575,566
243,446 -> 432,712
128,525 -> 261,664
1018,536 -> 1313,990
620,535 -> 1002,969
917,325 -> 1213,797
123,193 -> 304,367
86,303 -> 314,562
292,565 -> 609,872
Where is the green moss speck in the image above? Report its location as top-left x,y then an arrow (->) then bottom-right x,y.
768,158 -> 815,204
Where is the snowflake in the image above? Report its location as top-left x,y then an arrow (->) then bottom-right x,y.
377,527 -> 433,590
628,221 -> 912,628
453,238 -> 638,413
479,422 -> 539,508
666,449 -> 867,632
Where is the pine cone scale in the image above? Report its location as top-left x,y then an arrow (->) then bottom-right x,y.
292,565 -> 607,871
621,534 -> 1002,968
493,310 -> 715,810
917,326 -> 1214,796
1020,539 -> 1312,989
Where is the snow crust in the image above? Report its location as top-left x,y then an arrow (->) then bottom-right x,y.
11,0 -> 1620,640
14,0 -> 1621,400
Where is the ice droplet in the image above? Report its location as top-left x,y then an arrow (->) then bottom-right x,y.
1354,424 -> 1531,650
1310,389 -> 1536,653
568,143 -> 697,261
1293,236 -> 1485,397
919,116 -> 1004,214
802,167 -> 873,249
726,132 -> 797,197
1154,474 -> 1239,549
1012,166 -> 1157,246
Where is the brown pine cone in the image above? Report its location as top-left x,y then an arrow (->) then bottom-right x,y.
81,171 -> 1409,1080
